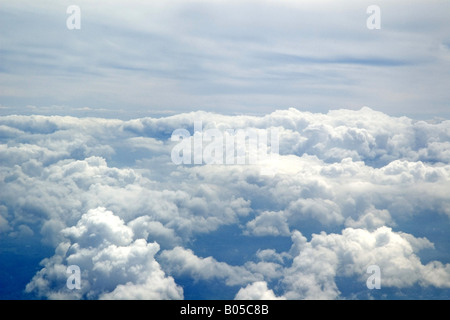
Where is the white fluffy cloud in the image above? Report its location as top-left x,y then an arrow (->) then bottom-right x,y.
245,211 -> 290,236
160,247 -> 262,286
26,207 -> 183,300
1,107 -> 449,299
235,281 -> 285,300
281,227 -> 450,300
345,206 -> 394,230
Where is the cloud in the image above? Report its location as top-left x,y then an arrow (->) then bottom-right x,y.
1,107 -> 449,299
345,206 -> 395,230
61,207 -> 133,247
160,247 -> 261,286
245,211 -> 290,236
1,1 -> 450,116
287,198 -> 344,226
281,227 -> 450,300
256,249 -> 288,265
128,216 -> 182,248
0,206 -> 11,233
235,281 -> 285,300
26,207 -> 183,300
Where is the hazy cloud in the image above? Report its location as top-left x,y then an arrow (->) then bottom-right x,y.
1,1 -> 449,117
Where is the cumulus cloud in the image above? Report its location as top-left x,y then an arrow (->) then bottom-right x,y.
0,216 -> 11,233
61,207 -> 133,247
345,206 -> 395,230
1,107 -> 449,299
160,247 -> 261,286
281,227 -> 450,299
26,207 -> 183,300
235,281 -> 285,300
245,211 -> 290,236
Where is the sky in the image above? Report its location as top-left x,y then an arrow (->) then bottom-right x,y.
1,1 -> 450,301
0,0 -> 449,119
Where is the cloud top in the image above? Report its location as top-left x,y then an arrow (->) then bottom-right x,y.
1,107 -> 449,299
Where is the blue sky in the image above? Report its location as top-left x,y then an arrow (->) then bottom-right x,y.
1,0 -> 449,119
1,1 -> 450,300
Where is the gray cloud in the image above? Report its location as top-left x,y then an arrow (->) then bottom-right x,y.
1,1 -> 449,117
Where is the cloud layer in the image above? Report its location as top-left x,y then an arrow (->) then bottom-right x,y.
1,1 -> 450,117
1,107 -> 449,299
